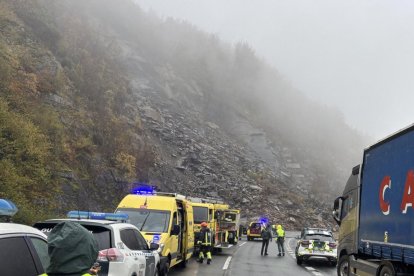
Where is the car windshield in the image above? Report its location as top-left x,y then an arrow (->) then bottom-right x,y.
304,234 -> 334,242
250,223 -> 261,229
33,222 -> 112,250
117,208 -> 170,233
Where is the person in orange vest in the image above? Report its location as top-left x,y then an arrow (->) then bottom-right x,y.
197,221 -> 213,264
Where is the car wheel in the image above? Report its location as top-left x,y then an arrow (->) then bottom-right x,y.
180,258 -> 187,268
379,263 -> 396,276
296,256 -> 303,265
160,261 -> 169,276
337,255 -> 350,276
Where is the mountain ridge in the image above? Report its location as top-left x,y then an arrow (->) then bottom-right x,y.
0,0 -> 369,228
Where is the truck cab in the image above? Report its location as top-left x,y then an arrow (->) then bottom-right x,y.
191,201 -> 214,237
116,189 -> 194,276
333,164 -> 360,275
333,124 -> 414,276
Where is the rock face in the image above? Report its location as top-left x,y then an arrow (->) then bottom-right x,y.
121,62 -> 336,229
1,0 -> 366,229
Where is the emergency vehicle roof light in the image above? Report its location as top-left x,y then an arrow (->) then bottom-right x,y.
131,184 -> 156,195
0,199 -> 18,217
259,217 -> 269,224
67,211 -> 129,222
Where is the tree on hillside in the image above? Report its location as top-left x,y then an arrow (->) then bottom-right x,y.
0,99 -> 59,223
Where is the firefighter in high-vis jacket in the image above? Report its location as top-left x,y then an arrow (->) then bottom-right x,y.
198,221 -> 212,264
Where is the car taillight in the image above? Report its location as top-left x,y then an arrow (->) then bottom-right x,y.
301,240 -> 310,246
98,248 -> 125,262
329,242 -> 337,249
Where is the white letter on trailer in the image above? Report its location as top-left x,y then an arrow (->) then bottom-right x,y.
401,170 -> 414,214
379,176 -> 391,215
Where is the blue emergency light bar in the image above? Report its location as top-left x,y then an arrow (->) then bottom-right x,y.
67,211 -> 129,222
131,184 -> 156,195
0,199 -> 18,217
259,217 -> 269,224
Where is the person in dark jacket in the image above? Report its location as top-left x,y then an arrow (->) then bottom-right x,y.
260,224 -> 272,256
40,221 -> 99,276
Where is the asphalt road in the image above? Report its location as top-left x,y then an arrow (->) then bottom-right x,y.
169,231 -> 337,276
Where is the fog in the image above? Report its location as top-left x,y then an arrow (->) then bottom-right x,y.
135,0 -> 414,139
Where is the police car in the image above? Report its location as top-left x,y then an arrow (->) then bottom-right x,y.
34,211 -> 161,276
0,199 -> 49,276
295,227 -> 337,266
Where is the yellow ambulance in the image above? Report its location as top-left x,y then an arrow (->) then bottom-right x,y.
116,188 -> 194,276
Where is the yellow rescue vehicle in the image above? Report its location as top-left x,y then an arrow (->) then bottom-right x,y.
220,208 -> 241,245
191,201 -> 215,234
247,222 -> 263,241
189,197 -> 240,251
116,187 -> 194,276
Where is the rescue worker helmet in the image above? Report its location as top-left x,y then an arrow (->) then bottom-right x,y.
201,222 -> 208,227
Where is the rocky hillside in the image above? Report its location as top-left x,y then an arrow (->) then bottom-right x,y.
0,0 -> 369,228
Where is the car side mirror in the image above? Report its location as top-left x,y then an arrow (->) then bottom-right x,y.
171,224 -> 180,236
149,243 -> 159,251
333,197 -> 343,225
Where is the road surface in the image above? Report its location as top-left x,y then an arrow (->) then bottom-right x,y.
169,231 -> 337,276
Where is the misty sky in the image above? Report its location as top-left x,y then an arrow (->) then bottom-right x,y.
135,0 -> 414,139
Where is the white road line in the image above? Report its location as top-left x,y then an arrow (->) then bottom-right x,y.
312,272 -> 323,276
239,242 -> 247,247
287,238 -> 297,255
305,266 -> 316,271
223,256 -> 232,270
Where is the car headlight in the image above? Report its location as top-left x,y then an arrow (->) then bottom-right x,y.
157,243 -> 165,254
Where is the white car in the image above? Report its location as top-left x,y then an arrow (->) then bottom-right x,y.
0,223 -> 49,276
0,199 -> 49,276
295,227 -> 337,266
34,212 -> 161,276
